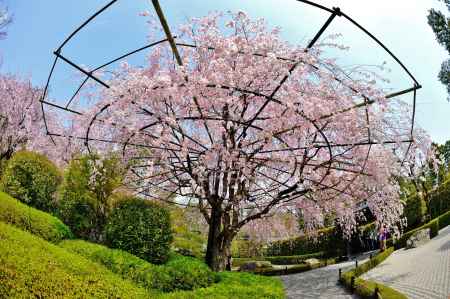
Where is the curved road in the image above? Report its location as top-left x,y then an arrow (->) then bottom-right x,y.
362,226 -> 450,299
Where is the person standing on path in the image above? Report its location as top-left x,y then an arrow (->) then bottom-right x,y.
379,226 -> 387,251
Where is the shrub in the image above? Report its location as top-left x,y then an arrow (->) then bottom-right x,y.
253,258 -> 336,276
105,197 -> 173,264
266,226 -> 345,257
0,191 -> 72,242
264,252 -> 326,265
340,247 -> 407,299
429,179 -> 450,218
403,194 -> 427,229
438,210 -> 450,229
0,222 -> 152,298
155,254 -> 217,292
0,151 -> 61,212
57,154 -> 124,242
60,240 -> 216,292
157,271 -> 285,299
232,252 -> 326,267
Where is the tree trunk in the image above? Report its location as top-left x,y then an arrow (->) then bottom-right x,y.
205,208 -> 234,271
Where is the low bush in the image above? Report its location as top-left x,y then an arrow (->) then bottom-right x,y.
0,191 -> 73,242
340,247 -> 407,299
157,271 -> 285,299
60,239 -> 216,292
267,226 -> 345,257
105,197 -> 173,264
1,151 -> 61,212
254,258 -> 336,276
0,222 -> 152,298
265,252 -> 326,265
232,252 -> 325,267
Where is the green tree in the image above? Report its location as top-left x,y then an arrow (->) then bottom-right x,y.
57,153 -> 125,242
428,0 -> 450,99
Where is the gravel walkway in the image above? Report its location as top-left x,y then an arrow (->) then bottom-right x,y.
361,225 -> 450,299
279,253 -> 374,299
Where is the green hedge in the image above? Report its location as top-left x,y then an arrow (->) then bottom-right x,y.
105,197 -> 173,264
254,258 -> 336,276
0,191 -> 73,243
340,247 -> 407,299
157,271 -> 285,299
266,227 -> 345,257
438,210 -> 450,229
0,222 -> 152,298
265,252 -> 326,265
429,179 -> 450,219
60,239 -> 216,292
232,252 -> 325,267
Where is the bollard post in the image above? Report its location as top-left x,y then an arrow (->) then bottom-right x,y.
355,259 -> 358,268
374,284 -> 380,299
370,253 -> 373,259
338,268 -> 342,281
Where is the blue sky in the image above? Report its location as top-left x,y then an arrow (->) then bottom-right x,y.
1,0 -> 449,143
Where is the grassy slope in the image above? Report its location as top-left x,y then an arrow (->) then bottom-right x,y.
60,239 -> 216,292
0,222 -> 153,298
0,190 -> 285,298
0,191 -> 73,242
61,239 -> 285,298
158,272 -> 285,299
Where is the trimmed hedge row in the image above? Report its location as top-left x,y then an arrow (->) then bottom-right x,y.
60,239 -> 216,292
394,209 -> 450,250
0,191 -> 73,243
157,271 -> 285,299
340,247 -> 407,299
265,252 -> 326,265
266,227 -> 345,257
232,252 -> 325,267
0,222 -> 151,298
254,258 -> 336,276
395,218 -> 439,249
438,209 -> 450,229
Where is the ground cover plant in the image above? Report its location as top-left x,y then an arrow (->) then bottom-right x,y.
0,222 -> 152,298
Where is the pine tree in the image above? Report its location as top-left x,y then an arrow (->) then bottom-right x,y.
428,0 -> 450,99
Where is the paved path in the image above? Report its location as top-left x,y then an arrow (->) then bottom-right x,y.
362,226 -> 450,299
279,253 -> 375,299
